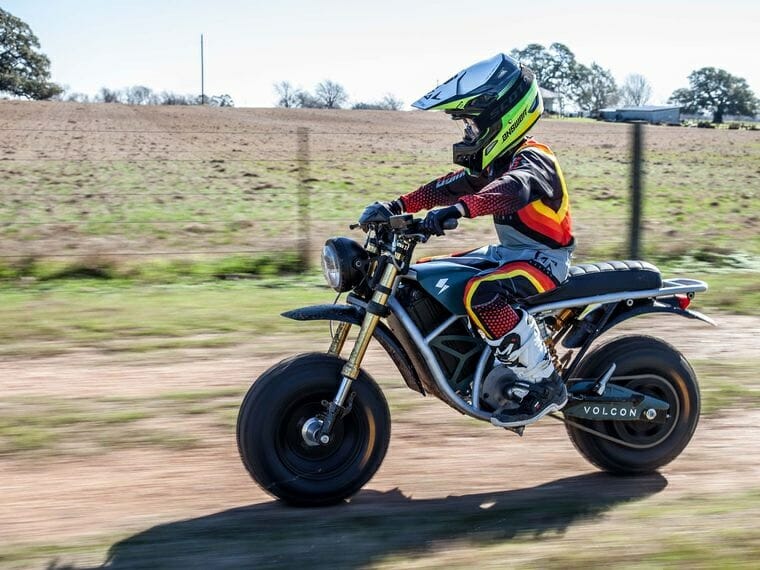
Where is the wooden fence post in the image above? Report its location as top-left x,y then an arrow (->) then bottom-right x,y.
629,121 -> 644,260
297,127 -> 311,271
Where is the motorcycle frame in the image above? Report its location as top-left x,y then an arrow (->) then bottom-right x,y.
285,276 -> 711,424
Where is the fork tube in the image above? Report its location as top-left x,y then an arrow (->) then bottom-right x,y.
334,263 -> 398,404
328,321 -> 351,355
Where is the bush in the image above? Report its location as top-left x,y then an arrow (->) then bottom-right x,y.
0,254 -> 304,283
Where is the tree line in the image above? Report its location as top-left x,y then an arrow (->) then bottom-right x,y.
59,86 -> 234,107
1,7 -> 757,122
273,80 -> 403,110
510,43 -> 757,123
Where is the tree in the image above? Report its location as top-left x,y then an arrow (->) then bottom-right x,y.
352,93 -> 403,111
510,44 -> 553,85
210,94 -> 234,107
160,91 -> 193,105
295,89 -> 322,108
0,7 -> 61,99
274,81 -> 299,108
379,93 -> 403,110
620,74 -> 652,107
511,43 -> 582,115
574,63 -> 619,114
95,87 -> 123,103
125,85 -> 157,105
542,43 -> 583,115
65,92 -> 90,103
315,80 -> 348,109
668,67 -> 757,123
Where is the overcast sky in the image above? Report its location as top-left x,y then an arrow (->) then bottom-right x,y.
4,0 -> 759,108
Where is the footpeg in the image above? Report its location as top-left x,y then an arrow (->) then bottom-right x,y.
503,425 -> 525,436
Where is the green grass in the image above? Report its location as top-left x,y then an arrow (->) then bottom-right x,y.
0,388 -> 252,456
692,271 -> 760,315
0,252 -> 304,283
0,264 -> 756,359
1,117 -> 758,265
0,276 -> 333,356
694,359 -> 760,415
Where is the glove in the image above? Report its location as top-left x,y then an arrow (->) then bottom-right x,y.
422,205 -> 462,236
358,199 -> 404,226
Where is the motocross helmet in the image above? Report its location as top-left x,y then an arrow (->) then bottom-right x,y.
412,54 -> 543,174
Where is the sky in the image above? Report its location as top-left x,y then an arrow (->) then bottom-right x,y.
3,0 -> 759,108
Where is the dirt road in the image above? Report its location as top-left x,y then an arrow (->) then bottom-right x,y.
1,316 -> 759,568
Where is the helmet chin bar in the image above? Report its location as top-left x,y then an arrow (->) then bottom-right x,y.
453,139 -> 484,173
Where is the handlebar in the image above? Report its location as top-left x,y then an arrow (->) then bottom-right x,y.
351,214 -> 458,243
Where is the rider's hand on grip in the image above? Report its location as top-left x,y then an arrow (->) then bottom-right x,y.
422,205 -> 462,236
442,218 -> 459,231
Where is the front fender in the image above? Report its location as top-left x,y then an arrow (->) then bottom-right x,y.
281,304 -> 426,395
282,304 -> 364,325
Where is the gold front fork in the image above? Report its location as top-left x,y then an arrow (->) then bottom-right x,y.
317,261 -> 399,443
328,321 -> 351,356
340,262 -> 398,381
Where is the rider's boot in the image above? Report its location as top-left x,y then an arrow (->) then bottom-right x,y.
486,310 -> 567,428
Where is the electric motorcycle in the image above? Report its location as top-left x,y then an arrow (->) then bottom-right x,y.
237,215 -> 711,506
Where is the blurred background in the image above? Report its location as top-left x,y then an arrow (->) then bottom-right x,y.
1,1 -> 759,568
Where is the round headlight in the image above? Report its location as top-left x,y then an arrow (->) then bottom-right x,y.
321,243 -> 343,290
320,238 -> 368,292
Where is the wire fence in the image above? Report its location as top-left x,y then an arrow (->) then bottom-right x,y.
0,120 -> 649,270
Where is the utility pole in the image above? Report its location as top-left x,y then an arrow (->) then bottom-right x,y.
200,34 -> 205,105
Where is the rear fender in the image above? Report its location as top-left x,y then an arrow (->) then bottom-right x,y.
282,304 -> 426,395
563,298 -> 715,349
600,298 -> 716,335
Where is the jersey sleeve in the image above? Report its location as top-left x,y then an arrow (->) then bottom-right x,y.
399,169 -> 484,213
457,149 -> 558,218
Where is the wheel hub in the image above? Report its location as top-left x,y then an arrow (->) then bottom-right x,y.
301,417 -> 324,447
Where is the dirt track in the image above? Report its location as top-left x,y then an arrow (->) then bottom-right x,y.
1,315 -> 759,567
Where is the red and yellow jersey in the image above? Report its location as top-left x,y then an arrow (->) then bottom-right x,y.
399,138 -> 573,250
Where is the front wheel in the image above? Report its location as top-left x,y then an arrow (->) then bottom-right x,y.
566,335 -> 700,474
237,353 -> 391,506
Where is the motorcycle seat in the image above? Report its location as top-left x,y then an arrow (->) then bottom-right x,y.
523,260 -> 662,306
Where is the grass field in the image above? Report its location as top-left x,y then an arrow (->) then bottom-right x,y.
1,102 -> 759,569
1,101 -> 759,270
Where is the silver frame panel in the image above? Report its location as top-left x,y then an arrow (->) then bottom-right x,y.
387,277 -> 709,422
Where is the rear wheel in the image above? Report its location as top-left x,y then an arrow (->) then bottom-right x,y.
237,353 -> 391,506
565,335 -> 700,474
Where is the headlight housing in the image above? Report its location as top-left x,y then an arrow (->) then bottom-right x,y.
320,238 -> 369,292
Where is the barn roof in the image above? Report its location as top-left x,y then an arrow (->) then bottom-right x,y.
539,87 -> 559,99
616,105 -> 682,111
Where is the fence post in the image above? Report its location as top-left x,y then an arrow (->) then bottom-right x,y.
629,121 -> 644,260
296,127 -> 311,271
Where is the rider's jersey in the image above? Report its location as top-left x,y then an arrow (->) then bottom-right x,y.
399,138 -> 574,252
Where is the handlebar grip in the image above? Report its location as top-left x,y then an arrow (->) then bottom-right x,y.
442,218 -> 459,231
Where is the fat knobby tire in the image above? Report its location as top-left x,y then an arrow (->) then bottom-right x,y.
565,335 -> 700,474
237,352 -> 391,506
